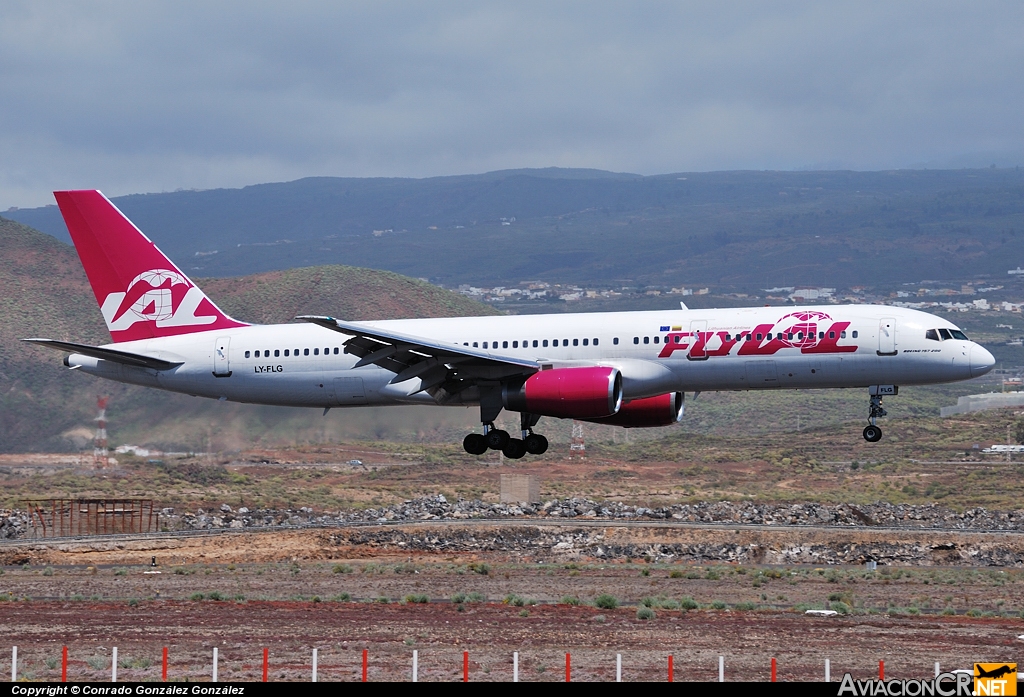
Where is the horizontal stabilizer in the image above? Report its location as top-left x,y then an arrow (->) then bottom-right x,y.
22,339 -> 183,370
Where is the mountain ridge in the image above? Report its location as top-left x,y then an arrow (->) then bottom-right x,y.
8,167 -> 1024,290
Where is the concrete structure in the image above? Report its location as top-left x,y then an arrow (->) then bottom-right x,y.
940,391 -> 1024,416
500,474 -> 539,504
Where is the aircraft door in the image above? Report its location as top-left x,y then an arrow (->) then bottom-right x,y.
744,360 -> 778,386
333,377 -> 368,405
688,320 -> 708,360
878,318 -> 897,356
213,337 -> 232,377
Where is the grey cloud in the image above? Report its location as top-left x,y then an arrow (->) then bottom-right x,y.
1,1 -> 1023,207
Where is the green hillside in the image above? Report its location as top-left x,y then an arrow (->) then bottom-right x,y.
0,217 -> 495,453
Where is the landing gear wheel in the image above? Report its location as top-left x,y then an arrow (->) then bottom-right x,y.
463,433 -> 488,455
524,433 -> 548,454
863,425 -> 882,443
502,438 -> 527,459
486,429 -> 510,450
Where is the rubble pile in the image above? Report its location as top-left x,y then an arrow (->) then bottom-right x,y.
324,526 -> 1024,567
3,498 -> 1023,538
0,511 -> 29,539
155,496 -> 1024,532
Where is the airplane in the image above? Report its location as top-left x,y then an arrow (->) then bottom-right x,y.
24,190 -> 996,458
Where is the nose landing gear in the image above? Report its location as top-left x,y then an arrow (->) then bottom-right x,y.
863,389 -> 890,442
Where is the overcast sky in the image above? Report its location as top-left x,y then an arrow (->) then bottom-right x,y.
1,1 -> 1022,208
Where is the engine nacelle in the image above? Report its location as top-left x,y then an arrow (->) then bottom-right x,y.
503,367 -> 622,419
582,392 -> 684,428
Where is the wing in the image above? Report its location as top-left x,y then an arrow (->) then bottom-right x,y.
22,338 -> 183,371
296,315 -> 538,396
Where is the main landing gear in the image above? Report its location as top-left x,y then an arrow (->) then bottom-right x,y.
862,389 -> 892,442
463,413 -> 549,458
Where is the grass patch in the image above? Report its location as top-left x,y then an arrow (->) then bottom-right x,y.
636,606 -> 656,620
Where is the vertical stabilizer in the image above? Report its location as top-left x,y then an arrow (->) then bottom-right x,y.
54,190 -> 247,343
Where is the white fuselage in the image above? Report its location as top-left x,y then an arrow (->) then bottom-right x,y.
66,305 -> 995,411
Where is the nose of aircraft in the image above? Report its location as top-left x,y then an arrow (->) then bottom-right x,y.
970,344 -> 996,377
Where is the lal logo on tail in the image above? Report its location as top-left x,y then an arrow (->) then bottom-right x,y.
101,268 -> 219,331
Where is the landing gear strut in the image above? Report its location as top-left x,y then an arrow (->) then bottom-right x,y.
863,392 -> 888,442
521,412 -> 548,455
461,412 -> 548,458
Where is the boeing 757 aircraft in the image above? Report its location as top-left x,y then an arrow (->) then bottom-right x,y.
25,190 -> 995,458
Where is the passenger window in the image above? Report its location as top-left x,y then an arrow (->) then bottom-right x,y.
925,329 -> 939,341
643,337 -> 650,344
582,338 -> 588,346
245,351 -> 251,358
573,339 -> 579,346
939,328 -> 952,341
285,350 -> 290,356
653,336 -> 659,344
334,347 -> 339,354
275,350 -> 280,357
563,339 -> 569,347
787,333 -> 793,340
756,333 -> 763,340
503,341 -> 508,349
725,334 -> 731,341
304,348 -> 309,356
512,341 -> 518,348
829,331 -> 835,339
294,349 -> 299,355
533,340 -> 538,348
594,338 -> 599,346
314,348 -> 319,355
254,350 -> 260,358
493,340 -> 498,348
473,342 -> 478,348
633,337 -> 639,344
852,331 -> 858,339
950,329 -> 969,340
818,332 -> 824,339
664,335 -> 670,343
463,342 -> 468,346
543,340 -> 548,347
613,337 -> 619,345
839,332 -> 846,339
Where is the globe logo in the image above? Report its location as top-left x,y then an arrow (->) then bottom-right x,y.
113,269 -> 191,324
772,310 -> 832,350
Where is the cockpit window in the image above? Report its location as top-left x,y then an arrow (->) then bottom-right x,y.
925,329 -> 939,341
938,328 -> 953,341
950,329 -> 969,341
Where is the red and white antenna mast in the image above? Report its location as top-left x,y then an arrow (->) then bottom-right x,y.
93,395 -> 110,467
